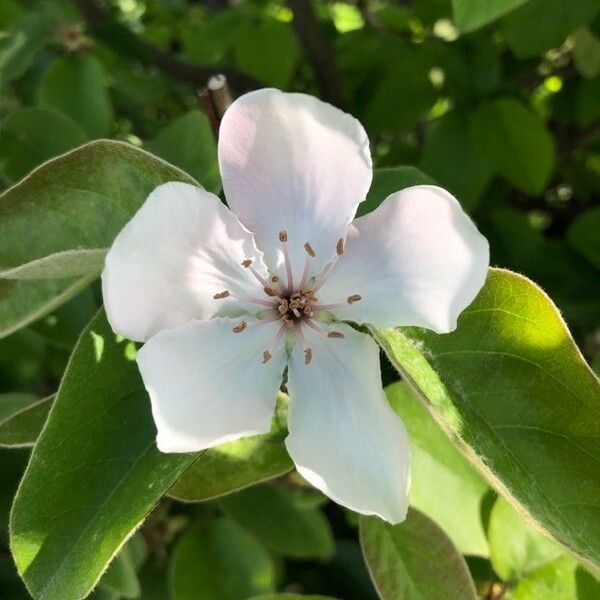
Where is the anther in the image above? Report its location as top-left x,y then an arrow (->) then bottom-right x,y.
327,331 -> 345,338
336,238 -> 345,255
347,294 -> 362,304
232,321 -> 247,333
304,242 -> 316,257
262,351 -> 272,364
304,348 -> 313,365
279,230 -> 288,243
282,317 -> 294,328
213,290 -> 230,299
242,259 -> 252,268
264,286 -> 279,297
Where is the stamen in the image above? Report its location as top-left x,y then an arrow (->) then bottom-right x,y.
304,348 -> 313,364
279,229 -> 294,291
303,319 -> 345,339
262,323 -> 288,365
311,238 -> 345,293
263,286 -> 280,297
242,259 -> 272,289
231,293 -> 278,309
298,241 -> 315,290
347,294 -> 362,304
314,301 -> 348,310
336,238 -> 345,255
213,290 -> 230,299
327,331 -> 345,338
295,324 -> 312,365
232,321 -> 247,333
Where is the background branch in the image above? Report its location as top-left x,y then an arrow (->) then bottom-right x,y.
287,0 -> 344,107
71,0 -> 262,94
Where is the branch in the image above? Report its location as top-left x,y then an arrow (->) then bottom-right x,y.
71,0 -> 262,94
287,0 -> 344,107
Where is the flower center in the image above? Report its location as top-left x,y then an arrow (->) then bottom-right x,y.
213,230 -> 361,365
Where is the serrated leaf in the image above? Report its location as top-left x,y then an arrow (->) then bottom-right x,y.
469,98 -> 554,194
10,310 -> 199,600
370,268 -> 600,572
220,483 -> 335,559
386,382 -> 490,556
359,509 -> 478,599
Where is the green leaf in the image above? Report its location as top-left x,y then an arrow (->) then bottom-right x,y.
99,536 -> 145,599
146,110 -> 220,194
248,594 -> 336,600
0,10 -> 58,83
364,47 -> 436,132
359,509 -> 478,599
0,140 -> 195,280
0,108 -> 88,184
511,555 -> 600,599
576,77 -> 600,127
567,206 -> 600,268
451,0 -> 529,33
488,496 -> 562,580
358,166 -> 434,217
234,19 -> 300,88
38,55 -> 114,138
423,111 -> 493,211
0,276 -> 97,340
168,518 -> 276,600
573,28 -> 600,78
169,415 -> 293,502
386,382 -> 490,556
370,268 -> 600,571
501,0 -> 600,58
469,98 -> 555,194
0,393 -> 52,448
220,483 -> 335,559
10,310 -> 199,600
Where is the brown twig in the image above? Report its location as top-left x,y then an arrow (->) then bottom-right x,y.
71,0 -> 262,94
198,74 -> 235,141
287,0 -> 344,107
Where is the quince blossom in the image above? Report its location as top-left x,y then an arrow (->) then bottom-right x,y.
102,89 -> 489,523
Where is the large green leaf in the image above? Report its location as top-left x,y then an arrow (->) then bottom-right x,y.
0,276 -> 97,340
423,111 -> 493,211
0,108 -> 88,184
359,509 -> 478,599
386,382 -> 489,556
38,55 -> 114,138
169,415 -> 293,502
0,140 -> 195,280
220,483 -> 335,559
469,98 -> 554,194
10,310 -> 199,600
0,393 -> 52,448
451,0 -> 529,33
370,268 -> 600,571
146,110 -> 220,194
501,0 -> 600,58
567,206 -> 600,268
168,518 -> 276,600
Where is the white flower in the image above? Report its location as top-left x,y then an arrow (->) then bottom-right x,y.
102,88 -> 489,523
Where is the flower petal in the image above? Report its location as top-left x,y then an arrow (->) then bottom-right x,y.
137,317 -> 287,453
102,182 -> 270,342
219,88 -> 372,278
286,323 -> 410,523
317,185 -> 489,332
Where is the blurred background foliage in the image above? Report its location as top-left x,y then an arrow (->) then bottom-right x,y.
0,0 -> 599,598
